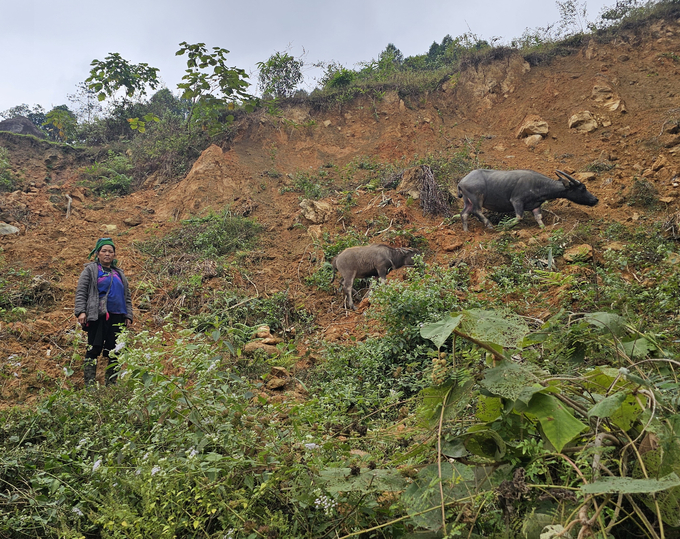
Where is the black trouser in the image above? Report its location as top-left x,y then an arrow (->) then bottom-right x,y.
84,314 -> 127,385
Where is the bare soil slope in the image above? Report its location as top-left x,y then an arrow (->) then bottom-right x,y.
2,19 -> 680,404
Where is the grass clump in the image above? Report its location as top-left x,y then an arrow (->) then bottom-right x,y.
136,210 -> 262,260
78,150 -> 133,197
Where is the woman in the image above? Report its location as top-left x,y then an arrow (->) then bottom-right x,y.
74,238 -> 133,386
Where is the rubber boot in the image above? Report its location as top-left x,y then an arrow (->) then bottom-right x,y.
83,361 -> 97,388
105,358 -> 118,386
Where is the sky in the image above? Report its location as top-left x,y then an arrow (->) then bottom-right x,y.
0,0 -> 618,114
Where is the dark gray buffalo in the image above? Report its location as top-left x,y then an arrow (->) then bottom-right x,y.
331,244 -> 420,309
457,169 -> 599,231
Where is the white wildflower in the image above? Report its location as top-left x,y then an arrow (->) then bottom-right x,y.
92,459 -> 102,472
151,465 -> 161,475
314,494 -> 337,516
71,507 -> 84,516
113,341 -> 125,353
188,448 -> 198,459
304,443 -> 319,450
135,468 -> 141,475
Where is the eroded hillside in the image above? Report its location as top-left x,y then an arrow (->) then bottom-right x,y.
1,18 -> 680,404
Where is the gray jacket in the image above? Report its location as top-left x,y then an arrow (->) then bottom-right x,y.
74,261 -> 133,323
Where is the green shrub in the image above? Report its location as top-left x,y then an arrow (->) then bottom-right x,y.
627,178 -> 659,207
136,210 -> 262,260
78,150 -> 133,197
0,147 -> 17,192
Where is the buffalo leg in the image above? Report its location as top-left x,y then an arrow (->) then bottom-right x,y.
531,207 -> 545,228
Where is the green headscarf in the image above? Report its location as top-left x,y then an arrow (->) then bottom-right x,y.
88,237 -> 118,266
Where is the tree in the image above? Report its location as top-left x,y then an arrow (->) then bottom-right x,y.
256,52 -> 304,99
175,41 -> 253,129
43,105 -> 77,142
86,53 -> 160,103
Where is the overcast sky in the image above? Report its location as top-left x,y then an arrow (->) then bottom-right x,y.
0,0 -> 618,114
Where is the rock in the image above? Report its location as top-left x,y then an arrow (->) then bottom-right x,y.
563,244 -> 593,262
591,81 -> 626,112
265,377 -> 287,390
323,120 -> 332,127
0,116 -> 46,138
308,225 -> 322,241
123,216 -> 143,227
516,115 -> 549,138
397,166 -> 426,199
0,222 -> 20,235
270,366 -> 289,378
616,126 -> 632,137
568,111 -> 598,133
572,172 -> 597,182
524,134 -> 543,148
652,155 -> 669,171
255,325 -> 272,338
244,342 -> 279,355
299,199 -> 333,223
100,224 -> 117,233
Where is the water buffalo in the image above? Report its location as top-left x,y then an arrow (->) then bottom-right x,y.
331,244 -> 420,310
457,169 -> 599,231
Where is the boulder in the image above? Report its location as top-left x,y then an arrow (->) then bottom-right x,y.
516,115 -> 549,139
591,81 -> 627,112
0,222 -> 20,235
524,134 -> 543,148
564,244 -> 593,262
0,116 -> 46,138
568,111 -> 598,133
299,199 -> 333,223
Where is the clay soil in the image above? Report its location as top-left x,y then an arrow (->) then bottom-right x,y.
1,19 -> 680,405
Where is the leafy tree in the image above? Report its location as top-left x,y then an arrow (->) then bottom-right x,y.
379,43 -> 404,66
43,105 -> 77,142
86,53 -> 160,103
598,0 -> 641,25
256,51 -> 304,99
175,41 -> 253,130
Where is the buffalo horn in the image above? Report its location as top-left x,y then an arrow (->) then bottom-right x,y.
555,169 -> 581,186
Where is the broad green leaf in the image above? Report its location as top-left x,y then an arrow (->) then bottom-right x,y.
582,312 -> 627,336
583,366 -> 628,393
610,393 -> 645,431
464,429 -> 507,460
581,473 -> 680,494
481,361 -> 540,401
459,309 -> 529,349
476,395 -> 503,422
418,378 -> 474,428
318,467 -> 407,493
440,439 -> 467,458
525,393 -> 587,452
402,462 -> 476,531
588,391 -> 628,419
420,314 -> 463,349
621,337 -> 656,359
